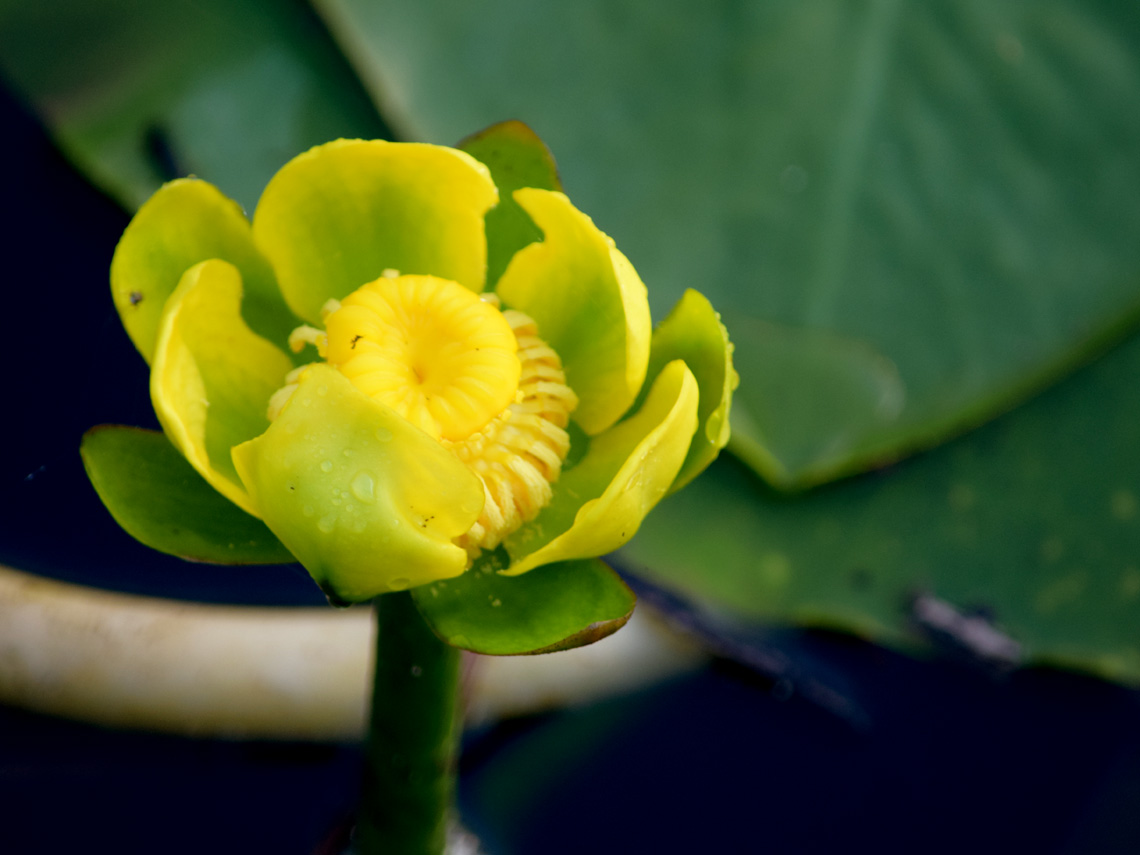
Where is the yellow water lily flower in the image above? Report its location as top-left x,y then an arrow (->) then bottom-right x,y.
104,128 -> 734,604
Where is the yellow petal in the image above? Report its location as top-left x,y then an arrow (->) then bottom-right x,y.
111,178 -> 292,364
231,365 -> 485,603
251,140 -> 499,325
151,260 -> 295,516
642,290 -> 737,492
502,360 -> 699,576
495,189 -> 651,435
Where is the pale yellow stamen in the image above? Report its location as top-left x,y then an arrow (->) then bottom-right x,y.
449,309 -> 578,554
288,325 -> 327,355
273,274 -> 577,554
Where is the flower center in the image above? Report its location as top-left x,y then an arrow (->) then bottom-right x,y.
278,271 -> 578,554
324,273 -> 520,442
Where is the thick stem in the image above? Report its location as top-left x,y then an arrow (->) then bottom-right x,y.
357,591 -> 461,855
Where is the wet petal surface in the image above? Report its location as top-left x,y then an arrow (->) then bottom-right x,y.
232,364 -> 485,602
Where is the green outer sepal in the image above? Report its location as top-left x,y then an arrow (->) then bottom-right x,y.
80,425 -> 295,565
458,120 -> 562,288
412,550 -> 636,655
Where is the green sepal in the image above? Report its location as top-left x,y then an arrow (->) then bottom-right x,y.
458,120 -> 562,288
640,289 -> 737,492
412,551 -> 636,655
80,425 -> 295,565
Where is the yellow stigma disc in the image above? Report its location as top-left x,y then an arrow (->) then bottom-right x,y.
324,274 -> 520,441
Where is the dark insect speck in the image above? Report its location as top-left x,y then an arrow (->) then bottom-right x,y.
129,291 -> 144,306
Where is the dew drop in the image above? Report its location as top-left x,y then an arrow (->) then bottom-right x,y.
317,515 -> 336,533
388,577 -> 411,591
410,665 -> 423,677
317,384 -> 328,396
302,505 -> 315,518
375,427 -> 393,442
351,472 -> 376,502
491,598 -> 502,608
320,460 -> 333,473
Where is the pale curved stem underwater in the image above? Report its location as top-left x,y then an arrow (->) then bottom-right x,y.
0,565 -> 703,739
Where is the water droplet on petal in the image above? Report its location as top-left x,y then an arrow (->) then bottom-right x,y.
351,472 -> 376,502
375,427 -> 393,442
320,460 -> 333,473
302,505 -> 315,518
318,515 -> 336,533
491,598 -> 502,608
317,385 -> 328,396
388,577 -> 411,591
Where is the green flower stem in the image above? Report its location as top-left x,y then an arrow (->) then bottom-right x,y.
357,591 -> 461,855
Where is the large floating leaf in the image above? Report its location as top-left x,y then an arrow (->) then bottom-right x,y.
81,425 -> 295,565
315,0 -> 1140,485
621,327 -> 1140,684
0,0 -> 388,212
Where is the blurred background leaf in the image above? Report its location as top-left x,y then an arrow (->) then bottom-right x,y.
315,0 -> 1140,487
0,0 -> 388,211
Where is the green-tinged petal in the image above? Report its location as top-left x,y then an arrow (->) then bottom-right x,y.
640,290 -> 737,492
110,178 -> 293,363
81,425 -> 295,565
458,120 -> 562,288
503,360 -> 699,576
495,188 -> 651,435
231,364 -> 485,603
151,259 -> 294,516
251,140 -> 498,324
413,552 -> 635,655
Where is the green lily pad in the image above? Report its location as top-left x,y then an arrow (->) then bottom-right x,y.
621,327 -> 1140,685
315,0 -> 1140,485
412,552 -> 635,655
725,315 -> 905,489
459,120 -> 562,288
0,0 -> 388,212
80,425 -> 295,565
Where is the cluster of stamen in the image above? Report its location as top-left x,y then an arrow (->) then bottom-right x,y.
447,307 -> 578,554
272,270 -> 577,556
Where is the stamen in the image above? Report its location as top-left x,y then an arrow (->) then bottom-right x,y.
288,325 -> 327,355
449,309 -> 578,554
